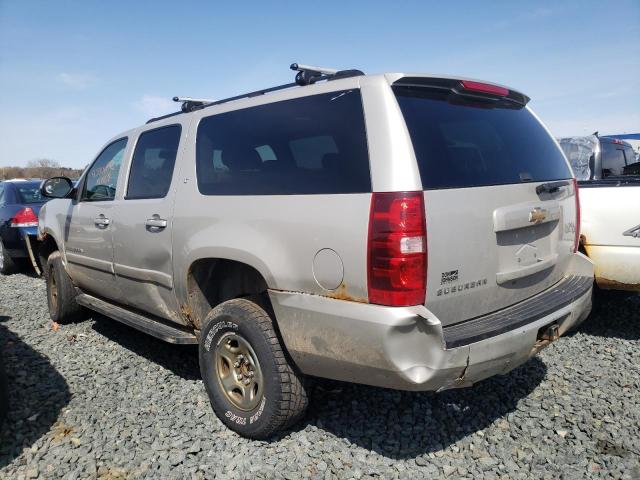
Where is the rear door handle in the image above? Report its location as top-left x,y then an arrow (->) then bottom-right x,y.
535,180 -> 570,195
94,215 -> 110,228
145,217 -> 167,230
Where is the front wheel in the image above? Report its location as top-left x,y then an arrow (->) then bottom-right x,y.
46,251 -> 83,323
199,298 -> 308,439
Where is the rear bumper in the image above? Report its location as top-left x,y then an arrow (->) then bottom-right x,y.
1,227 -> 37,257
584,244 -> 640,292
269,253 -> 594,391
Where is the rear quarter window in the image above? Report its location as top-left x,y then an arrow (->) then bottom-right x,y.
195,90 -> 371,195
16,184 -> 45,204
394,87 -> 572,189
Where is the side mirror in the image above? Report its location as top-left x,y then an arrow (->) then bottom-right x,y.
41,177 -> 74,198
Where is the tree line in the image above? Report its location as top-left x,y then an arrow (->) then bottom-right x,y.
1,159 -> 84,181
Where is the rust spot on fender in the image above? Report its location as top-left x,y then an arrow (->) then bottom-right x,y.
323,283 -> 368,303
271,283 -> 368,304
595,277 -> 640,292
454,355 -> 470,384
180,303 -> 199,329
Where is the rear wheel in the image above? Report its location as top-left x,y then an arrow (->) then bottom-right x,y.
46,251 -> 82,323
199,298 -> 308,439
0,239 -> 17,275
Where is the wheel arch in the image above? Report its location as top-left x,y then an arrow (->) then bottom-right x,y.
37,231 -> 63,271
184,257 -> 274,330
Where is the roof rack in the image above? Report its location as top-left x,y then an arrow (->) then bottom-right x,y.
146,62 -> 364,123
173,96 -> 215,112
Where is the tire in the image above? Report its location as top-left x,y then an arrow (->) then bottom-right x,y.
593,281 -> 636,302
0,239 -> 17,275
199,298 -> 308,439
46,251 -> 82,323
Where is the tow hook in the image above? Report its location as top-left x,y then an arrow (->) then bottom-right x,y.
531,323 -> 560,355
541,324 -> 559,342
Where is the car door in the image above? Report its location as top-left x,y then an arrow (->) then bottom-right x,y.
65,137 -> 128,299
112,123 -> 184,322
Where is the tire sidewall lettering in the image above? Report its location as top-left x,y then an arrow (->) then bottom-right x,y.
204,320 -> 238,352
224,410 -> 246,425
222,396 -> 267,426
250,396 -> 266,424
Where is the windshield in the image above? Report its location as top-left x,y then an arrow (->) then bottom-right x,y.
15,182 -> 45,204
394,87 -> 572,189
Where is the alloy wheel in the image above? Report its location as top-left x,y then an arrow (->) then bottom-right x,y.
214,332 -> 264,411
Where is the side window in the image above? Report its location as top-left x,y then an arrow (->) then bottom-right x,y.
126,125 -> 181,199
82,138 -> 128,201
600,142 -> 626,177
195,90 -> 371,195
0,185 -> 5,205
623,147 -> 637,164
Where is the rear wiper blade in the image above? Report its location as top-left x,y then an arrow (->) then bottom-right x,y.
536,180 -> 570,195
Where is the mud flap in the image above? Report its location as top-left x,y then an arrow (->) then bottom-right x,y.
23,233 -> 41,276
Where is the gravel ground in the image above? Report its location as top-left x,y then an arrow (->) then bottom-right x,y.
0,272 -> 639,480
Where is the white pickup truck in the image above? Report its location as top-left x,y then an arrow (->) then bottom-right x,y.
559,135 -> 640,291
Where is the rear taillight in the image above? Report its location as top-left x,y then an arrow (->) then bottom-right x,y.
573,178 -> 580,253
367,191 -> 427,306
10,207 -> 38,227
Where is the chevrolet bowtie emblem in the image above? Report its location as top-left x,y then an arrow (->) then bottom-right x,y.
529,207 -> 547,224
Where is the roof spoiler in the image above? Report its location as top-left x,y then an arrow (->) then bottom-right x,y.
393,77 -> 530,107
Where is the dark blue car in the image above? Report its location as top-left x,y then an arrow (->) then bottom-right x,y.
0,179 -> 47,274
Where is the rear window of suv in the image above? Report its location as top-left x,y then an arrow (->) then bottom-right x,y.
195,90 -> 371,195
394,86 -> 572,189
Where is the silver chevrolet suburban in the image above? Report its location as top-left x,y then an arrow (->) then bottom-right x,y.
38,64 -> 594,439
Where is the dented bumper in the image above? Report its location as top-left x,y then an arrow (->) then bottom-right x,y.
269,253 -> 594,392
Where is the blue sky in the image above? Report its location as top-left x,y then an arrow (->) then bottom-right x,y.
1,0 -> 638,168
